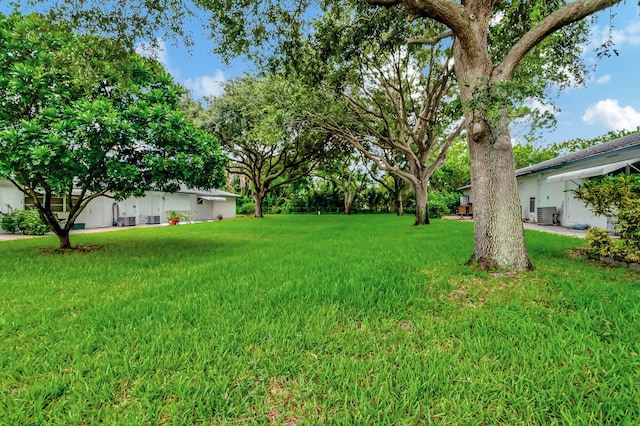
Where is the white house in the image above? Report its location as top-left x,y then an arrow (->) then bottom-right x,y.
461,132 -> 640,229
0,180 -> 239,233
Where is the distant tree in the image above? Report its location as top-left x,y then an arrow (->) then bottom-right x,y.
368,168 -> 409,216
205,75 -> 330,218
430,138 -> 471,193
512,143 -> 558,170
0,13 -> 226,249
549,128 -> 640,156
317,149 -> 370,215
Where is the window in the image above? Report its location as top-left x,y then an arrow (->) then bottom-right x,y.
529,197 -> 536,213
25,195 -> 79,212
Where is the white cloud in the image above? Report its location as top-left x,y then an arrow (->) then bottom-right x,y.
135,39 -> 169,68
582,98 -> 640,131
135,39 -> 227,99
528,99 -> 556,115
609,18 -> 640,46
183,71 -> 227,99
590,15 -> 640,49
595,74 -> 611,84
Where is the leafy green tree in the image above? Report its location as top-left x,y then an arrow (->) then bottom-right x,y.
317,149 -> 370,215
205,75 -> 330,218
0,12 -> 226,249
512,143 -> 558,170
314,10 -> 463,225
430,138 -> 471,193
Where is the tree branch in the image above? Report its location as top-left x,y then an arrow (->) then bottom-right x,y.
495,0 -> 622,80
406,31 -> 454,45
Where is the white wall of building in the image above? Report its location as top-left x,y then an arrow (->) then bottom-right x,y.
517,177 -> 538,222
517,171 -> 609,228
212,199 -> 237,220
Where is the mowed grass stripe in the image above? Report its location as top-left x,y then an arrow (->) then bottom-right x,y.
1,215 -> 638,424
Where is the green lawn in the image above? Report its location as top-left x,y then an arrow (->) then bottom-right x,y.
1,215 -> 639,424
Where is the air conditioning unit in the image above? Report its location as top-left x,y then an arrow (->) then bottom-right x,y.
118,216 -> 136,226
145,215 -> 160,224
536,207 -> 556,226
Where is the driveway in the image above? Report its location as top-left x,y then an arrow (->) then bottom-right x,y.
443,216 -> 587,238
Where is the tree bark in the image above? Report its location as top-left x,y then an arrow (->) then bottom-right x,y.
466,114 -> 531,270
412,182 -> 430,225
253,191 -> 265,218
396,191 -> 404,216
56,229 -> 71,250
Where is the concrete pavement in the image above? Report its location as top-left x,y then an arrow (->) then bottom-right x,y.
444,216 -> 588,238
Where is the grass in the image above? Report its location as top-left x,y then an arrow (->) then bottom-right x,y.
1,214 -> 639,424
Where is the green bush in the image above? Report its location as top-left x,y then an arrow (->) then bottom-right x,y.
0,208 -> 49,235
429,191 -> 461,218
239,202 -> 256,215
574,175 -> 640,264
585,227 -> 618,258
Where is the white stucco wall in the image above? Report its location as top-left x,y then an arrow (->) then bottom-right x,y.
75,197 -> 113,228
0,181 -> 25,234
517,172 -> 608,228
517,177 -> 538,221
213,199 -> 237,219
1,181 -> 238,231
0,181 -> 25,212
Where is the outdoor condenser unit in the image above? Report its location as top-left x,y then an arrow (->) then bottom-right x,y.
118,216 -> 136,226
145,215 -> 161,224
536,207 -> 556,226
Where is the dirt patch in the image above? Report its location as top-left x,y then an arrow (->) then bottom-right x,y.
38,245 -> 104,255
444,275 -> 522,309
566,247 -> 590,259
262,377 -> 314,425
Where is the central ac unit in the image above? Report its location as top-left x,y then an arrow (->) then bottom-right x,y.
145,215 -> 160,224
118,216 -> 136,226
536,207 -> 556,226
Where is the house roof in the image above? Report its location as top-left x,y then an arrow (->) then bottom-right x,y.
178,185 -> 241,198
515,131 -> 640,177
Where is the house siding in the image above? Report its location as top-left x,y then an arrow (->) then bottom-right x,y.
0,180 -> 238,233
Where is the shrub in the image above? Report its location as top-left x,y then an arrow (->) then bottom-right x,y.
574,175 -> 640,264
239,202 -> 256,215
585,227 -> 618,258
429,191 -> 461,218
0,208 -> 49,235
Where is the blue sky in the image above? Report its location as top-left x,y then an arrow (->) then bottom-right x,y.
150,2 -> 640,146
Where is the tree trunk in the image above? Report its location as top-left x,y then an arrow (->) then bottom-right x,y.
466,112 -> 532,270
396,191 -> 404,216
253,192 -> 265,218
56,229 -> 71,250
343,191 -> 355,215
394,179 -> 404,216
413,182 -> 430,226
454,41 -> 532,271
